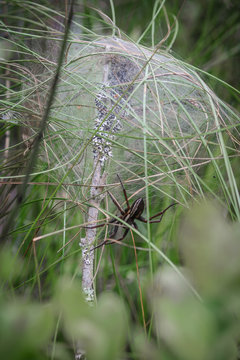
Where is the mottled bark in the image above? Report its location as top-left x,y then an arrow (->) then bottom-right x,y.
81,161 -> 104,303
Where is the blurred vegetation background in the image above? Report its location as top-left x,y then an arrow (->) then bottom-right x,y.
99,0 -> 239,108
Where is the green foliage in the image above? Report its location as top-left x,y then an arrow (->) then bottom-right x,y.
1,204 -> 240,359
0,271 -> 129,359
0,294 -> 55,359
138,203 -> 240,360
112,0 -> 240,108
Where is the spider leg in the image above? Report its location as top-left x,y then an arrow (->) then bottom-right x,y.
138,203 -> 177,223
91,227 -> 129,251
105,227 -> 130,247
107,190 -> 125,214
149,203 -> 177,220
133,221 -> 138,230
142,214 -> 164,224
91,239 -> 108,251
82,216 -> 117,230
117,174 -> 130,209
82,222 -> 106,230
109,221 -> 120,238
88,221 -> 119,251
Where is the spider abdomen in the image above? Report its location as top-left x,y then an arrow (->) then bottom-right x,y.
129,198 -> 144,219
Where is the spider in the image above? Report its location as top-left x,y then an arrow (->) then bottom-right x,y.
85,175 -> 177,251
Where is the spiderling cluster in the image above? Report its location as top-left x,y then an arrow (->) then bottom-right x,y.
92,54 -> 139,165
92,84 -> 123,164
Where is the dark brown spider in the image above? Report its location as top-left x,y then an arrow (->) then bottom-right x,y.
86,175 -> 177,250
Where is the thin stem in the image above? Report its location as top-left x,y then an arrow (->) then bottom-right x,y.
81,160 -> 104,303
130,229 -> 147,334
1,0 -> 75,239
